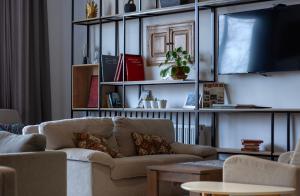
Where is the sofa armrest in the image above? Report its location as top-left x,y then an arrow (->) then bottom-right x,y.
0,151 -> 66,196
171,142 -> 217,157
224,155 -> 300,188
59,148 -> 115,168
278,151 -> 294,164
22,125 -> 39,135
0,166 -> 16,196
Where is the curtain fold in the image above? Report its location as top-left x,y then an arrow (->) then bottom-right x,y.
0,0 -> 52,124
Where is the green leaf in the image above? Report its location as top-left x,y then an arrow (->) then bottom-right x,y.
176,47 -> 183,53
182,51 -> 188,55
182,66 -> 190,74
182,61 -> 187,66
164,59 -> 169,64
176,59 -> 181,66
172,51 -> 177,58
171,67 -> 177,76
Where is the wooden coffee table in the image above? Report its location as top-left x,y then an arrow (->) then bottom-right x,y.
181,181 -> 295,196
147,160 -> 223,196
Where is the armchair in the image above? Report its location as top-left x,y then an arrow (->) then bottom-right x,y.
0,166 -> 16,196
223,153 -> 300,196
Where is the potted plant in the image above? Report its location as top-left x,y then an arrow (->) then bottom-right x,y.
143,97 -> 152,109
158,99 -> 167,109
159,47 -> 192,80
150,98 -> 159,109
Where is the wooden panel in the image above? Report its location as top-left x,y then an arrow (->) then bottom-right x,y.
147,25 -> 170,66
159,172 -> 201,183
170,22 -> 194,60
72,65 -> 99,109
147,21 -> 194,66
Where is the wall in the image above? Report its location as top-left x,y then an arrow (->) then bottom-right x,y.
48,0 -> 300,151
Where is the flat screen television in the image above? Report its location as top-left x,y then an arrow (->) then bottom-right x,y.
218,4 -> 300,74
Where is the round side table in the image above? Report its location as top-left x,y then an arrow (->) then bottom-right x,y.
181,181 -> 295,196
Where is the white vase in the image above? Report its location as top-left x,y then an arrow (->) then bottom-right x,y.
150,101 -> 159,109
143,101 -> 152,109
158,100 -> 167,109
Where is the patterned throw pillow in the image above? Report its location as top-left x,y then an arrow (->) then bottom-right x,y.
0,123 -> 25,135
73,132 -> 122,158
131,132 -> 173,156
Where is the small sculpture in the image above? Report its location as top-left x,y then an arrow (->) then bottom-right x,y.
86,0 -> 98,19
124,0 -> 137,13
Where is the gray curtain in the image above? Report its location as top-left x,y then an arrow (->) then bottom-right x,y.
0,0 -> 52,124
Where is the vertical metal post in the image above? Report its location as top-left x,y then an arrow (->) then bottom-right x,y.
156,0 -> 159,8
211,113 -> 217,147
176,112 -> 179,142
188,112 -> 191,144
115,0 -> 119,14
287,112 -> 291,151
115,0 -> 119,56
122,16 -> 126,108
194,1 -> 200,145
138,0 -> 142,12
98,0 -> 103,117
71,0 -> 74,118
182,113 -> 185,143
211,8 -> 217,82
271,112 -> 275,160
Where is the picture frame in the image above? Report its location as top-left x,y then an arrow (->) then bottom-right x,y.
137,90 -> 152,108
183,93 -> 201,109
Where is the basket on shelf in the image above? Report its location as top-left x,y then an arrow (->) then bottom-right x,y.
160,0 -> 195,8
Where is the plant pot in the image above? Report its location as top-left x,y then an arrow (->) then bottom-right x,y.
171,67 -> 188,80
150,101 -> 159,109
160,0 -> 194,8
158,100 -> 167,109
143,100 -> 152,109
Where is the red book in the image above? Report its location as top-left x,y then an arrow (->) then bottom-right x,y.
88,75 -> 98,108
125,54 -> 145,81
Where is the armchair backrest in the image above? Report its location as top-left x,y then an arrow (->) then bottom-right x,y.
0,109 -> 21,124
113,117 -> 175,157
290,139 -> 300,166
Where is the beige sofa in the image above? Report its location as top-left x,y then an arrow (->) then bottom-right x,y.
0,166 -> 17,196
24,117 -> 217,196
223,153 -> 300,196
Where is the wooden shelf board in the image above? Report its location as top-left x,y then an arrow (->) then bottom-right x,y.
101,80 -> 196,86
199,108 -> 300,113
217,148 -> 283,157
72,64 -> 99,67
72,108 -> 99,111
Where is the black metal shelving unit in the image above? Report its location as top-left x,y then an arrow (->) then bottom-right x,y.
71,0 -> 293,160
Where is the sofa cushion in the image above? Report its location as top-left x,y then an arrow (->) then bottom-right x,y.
131,132 -> 172,156
113,117 -> 175,156
0,123 -> 25,135
39,118 -> 114,150
0,131 -> 46,153
73,132 -> 122,158
111,154 -> 203,180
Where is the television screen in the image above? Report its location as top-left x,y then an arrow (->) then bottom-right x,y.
218,4 -> 300,74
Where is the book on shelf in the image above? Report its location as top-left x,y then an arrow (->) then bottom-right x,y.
242,139 -> 264,144
101,55 -> 119,82
107,92 -> 122,108
114,54 -> 145,82
202,83 -> 225,108
87,75 -> 99,108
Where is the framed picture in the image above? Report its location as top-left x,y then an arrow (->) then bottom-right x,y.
137,90 -> 152,108
183,93 -> 201,109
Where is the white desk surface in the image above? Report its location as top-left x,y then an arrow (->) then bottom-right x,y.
181,182 -> 295,195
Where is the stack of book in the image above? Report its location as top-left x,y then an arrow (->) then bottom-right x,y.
241,139 -> 263,152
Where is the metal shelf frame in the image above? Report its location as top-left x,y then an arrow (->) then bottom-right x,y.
71,0 -> 290,160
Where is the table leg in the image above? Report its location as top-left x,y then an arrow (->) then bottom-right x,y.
147,170 -> 159,196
